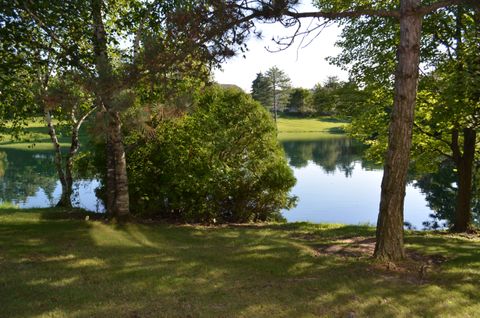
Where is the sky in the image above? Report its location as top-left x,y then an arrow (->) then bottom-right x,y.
213,1 -> 348,92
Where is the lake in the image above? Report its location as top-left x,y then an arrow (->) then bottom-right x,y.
0,148 -> 104,212
280,137 -> 435,229
0,137 -> 437,229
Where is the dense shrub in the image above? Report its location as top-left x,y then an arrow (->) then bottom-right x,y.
126,87 -> 296,223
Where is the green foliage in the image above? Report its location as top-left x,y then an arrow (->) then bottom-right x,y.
312,77 -> 368,117
251,72 -> 273,108
251,66 -> 291,114
330,4 -> 480,230
265,66 -> 291,112
126,87 -> 296,223
285,87 -> 313,114
346,86 -> 391,164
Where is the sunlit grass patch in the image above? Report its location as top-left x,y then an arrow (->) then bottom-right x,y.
276,117 -> 349,141
0,208 -> 479,317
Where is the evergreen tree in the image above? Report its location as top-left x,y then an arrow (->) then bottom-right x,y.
251,67 -> 291,122
251,72 -> 273,108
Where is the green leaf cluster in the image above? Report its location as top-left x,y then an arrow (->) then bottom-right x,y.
126,86 -> 296,223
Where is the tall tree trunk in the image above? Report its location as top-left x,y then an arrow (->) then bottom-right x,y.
449,7 -> 475,232
91,0 -> 130,220
109,110 -> 130,220
99,104 -> 116,216
374,0 -> 423,261
105,133 -> 116,216
452,128 -> 476,232
45,111 -> 72,208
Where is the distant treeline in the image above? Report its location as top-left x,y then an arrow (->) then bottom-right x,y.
251,66 -> 367,117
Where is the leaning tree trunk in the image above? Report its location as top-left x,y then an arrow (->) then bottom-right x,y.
62,106 -> 97,211
91,0 -> 130,220
452,128 -> 476,232
374,0 -> 423,261
45,110 -> 72,208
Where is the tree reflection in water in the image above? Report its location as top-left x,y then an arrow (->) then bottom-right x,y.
415,161 -> 480,229
281,137 -> 378,177
0,149 -> 58,205
280,137 -> 468,230
0,149 -> 102,211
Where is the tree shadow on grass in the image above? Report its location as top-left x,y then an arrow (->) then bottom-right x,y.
316,117 -> 348,124
328,127 -> 346,134
1,211 -> 479,317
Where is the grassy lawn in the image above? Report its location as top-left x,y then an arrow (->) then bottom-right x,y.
0,116 -> 347,148
1,208 -> 479,317
276,117 -> 349,141
0,118 -> 90,151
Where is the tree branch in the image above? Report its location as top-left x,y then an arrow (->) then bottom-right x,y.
19,0 -> 91,76
417,0 -> 468,16
283,9 -> 400,20
413,122 -> 452,148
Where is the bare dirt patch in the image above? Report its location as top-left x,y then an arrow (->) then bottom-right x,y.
301,236 -> 449,284
315,236 -> 377,258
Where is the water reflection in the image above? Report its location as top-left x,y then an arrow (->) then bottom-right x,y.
282,137 -> 380,175
0,149 -> 57,204
414,161 -> 480,229
0,138 -> 468,229
280,137 -> 434,229
0,149 -> 102,211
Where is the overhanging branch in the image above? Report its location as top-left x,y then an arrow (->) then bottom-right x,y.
283,9 -> 400,20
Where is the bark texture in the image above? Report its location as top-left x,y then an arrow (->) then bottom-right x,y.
91,0 -> 130,220
105,133 -> 117,217
109,110 -> 130,220
374,0 -> 423,261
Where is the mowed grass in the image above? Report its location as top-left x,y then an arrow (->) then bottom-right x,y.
1,209 -> 480,317
276,117 -> 349,141
0,118 -> 90,151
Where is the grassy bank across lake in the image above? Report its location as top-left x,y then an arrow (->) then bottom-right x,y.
0,118 -> 90,151
276,117 -> 349,141
1,208 -> 479,317
0,116 -> 349,149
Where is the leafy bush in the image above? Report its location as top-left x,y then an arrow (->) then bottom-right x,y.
127,87 -> 296,223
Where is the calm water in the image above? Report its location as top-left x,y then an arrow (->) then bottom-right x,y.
0,149 -> 104,212
280,137 -> 434,229
0,138 -> 436,228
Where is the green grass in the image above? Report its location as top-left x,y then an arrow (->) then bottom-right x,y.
0,118 -> 90,151
1,208 -> 480,317
276,117 -> 349,141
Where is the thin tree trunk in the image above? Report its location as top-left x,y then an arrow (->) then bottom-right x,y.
452,128 -> 476,232
91,0 -> 130,220
273,84 -> 277,123
374,0 -> 423,261
45,110 -> 72,208
63,106 -> 97,211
